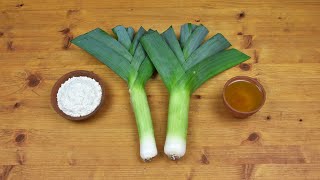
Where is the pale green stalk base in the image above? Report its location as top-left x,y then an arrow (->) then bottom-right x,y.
164,88 -> 190,160
129,83 -> 157,161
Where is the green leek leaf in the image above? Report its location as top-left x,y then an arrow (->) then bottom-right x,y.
71,31 -> 132,81
126,27 -> 135,41
180,49 -> 250,92
131,44 -> 147,71
135,57 -> 155,85
113,25 -> 132,50
180,23 -> 198,49
182,25 -> 208,59
184,33 -> 231,70
84,28 -> 133,61
129,27 -> 146,55
162,26 -> 185,65
141,31 -> 185,91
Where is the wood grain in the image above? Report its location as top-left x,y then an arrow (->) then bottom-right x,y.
0,0 -> 320,179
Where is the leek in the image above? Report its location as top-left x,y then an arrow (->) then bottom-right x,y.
141,24 -> 250,160
72,26 -> 157,161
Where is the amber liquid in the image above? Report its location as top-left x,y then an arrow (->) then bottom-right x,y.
224,80 -> 263,112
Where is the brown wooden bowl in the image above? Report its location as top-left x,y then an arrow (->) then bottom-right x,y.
51,70 -> 105,121
222,76 -> 266,119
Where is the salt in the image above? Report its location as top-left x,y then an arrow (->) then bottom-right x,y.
57,76 -> 102,117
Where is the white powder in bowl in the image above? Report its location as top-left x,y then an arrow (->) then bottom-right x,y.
57,76 -> 102,117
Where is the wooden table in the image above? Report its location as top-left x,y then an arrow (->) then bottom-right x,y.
0,0 -> 319,179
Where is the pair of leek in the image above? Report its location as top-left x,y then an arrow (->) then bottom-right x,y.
72,24 -> 250,161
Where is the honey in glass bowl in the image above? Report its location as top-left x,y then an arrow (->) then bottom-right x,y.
223,76 -> 266,118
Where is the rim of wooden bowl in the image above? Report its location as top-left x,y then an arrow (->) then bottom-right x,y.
51,70 -> 105,121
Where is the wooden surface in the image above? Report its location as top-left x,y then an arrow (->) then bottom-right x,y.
0,0 -> 319,179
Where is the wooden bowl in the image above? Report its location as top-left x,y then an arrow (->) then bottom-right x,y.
51,70 -> 105,121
